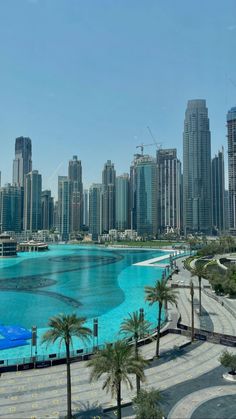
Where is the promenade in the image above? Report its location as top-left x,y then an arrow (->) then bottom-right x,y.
0,257 -> 235,418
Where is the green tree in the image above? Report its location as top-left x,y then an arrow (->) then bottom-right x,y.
191,263 -> 206,316
145,278 -> 178,358
120,311 -> 151,394
42,313 -> 92,419
219,350 -> 236,374
88,340 -> 147,419
133,388 -> 163,419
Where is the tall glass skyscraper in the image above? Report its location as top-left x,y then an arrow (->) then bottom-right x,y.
115,174 -> 130,230
13,137 -> 32,187
68,156 -> 83,232
212,148 -> 225,233
136,155 -> 157,237
102,160 -> 116,232
23,170 -> 42,231
156,148 -> 181,234
227,106 -> 236,234
89,183 -> 102,240
183,100 -> 212,234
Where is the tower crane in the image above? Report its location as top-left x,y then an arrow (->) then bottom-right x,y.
136,143 -> 157,155
147,126 -> 162,150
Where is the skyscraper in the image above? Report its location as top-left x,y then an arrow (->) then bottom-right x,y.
23,170 -> 42,231
58,176 -> 71,241
83,189 -> 89,227
157,149 -> 181,234
102,160 -> 116,232
68,156 -> 83,233
0,184 -> 22,232
227,107 -> 236,234
89,184 -> 102,240
41,190 -> 54,230
116,174 -> 130,230
13,137 -> 32,187
129,153 -> 142,231
183,100 -> 212,234
136,155 -> 157,237
212,148 -> 225,233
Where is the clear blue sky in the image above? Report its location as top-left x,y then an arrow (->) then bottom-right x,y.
1,0 -> 236,196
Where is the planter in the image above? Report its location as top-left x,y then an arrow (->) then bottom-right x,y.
223,371 -> 236,382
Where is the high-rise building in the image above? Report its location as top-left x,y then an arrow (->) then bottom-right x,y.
183,99 -> 212,234
68,156 -> 83,233
136,155 -> 157,237
129,153 -> 142,231
58,176 -> 71,241
83,189 -> 89,227
0,184 -> 22,232
102,160 -> 116,232
227,107 -> 236,234
212,148 -> 225,233
13,137 -> 32,187
116,174 -> 130,230
89,184 -> 102,240
224,190 -> 229,232
23,170 -> 42,231
41,190 -> 54,230
157,149 -> 181,234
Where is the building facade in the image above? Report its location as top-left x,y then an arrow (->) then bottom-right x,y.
68,156 -> 83,233
58,176 -> 71,241
116,173 -> 130,230
41,190 -> 54,231
227,107 -> 236,234
23,170 -> 42,231
89,183 -> 102,240
157,149 -> 181,234
136,155 -> 158,237
0,184 -> 22,232
212,148 -> 225,233
102,160 -> 116,232
13,137 -> 32,187
183,99 -> 212,234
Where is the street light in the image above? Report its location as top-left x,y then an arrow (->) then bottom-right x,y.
190,281 -> 194,342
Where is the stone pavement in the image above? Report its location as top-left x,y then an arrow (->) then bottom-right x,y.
0,256 -> 236,418
168,385 -> 236,419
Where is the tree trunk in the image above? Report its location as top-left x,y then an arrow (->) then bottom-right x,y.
198,276 -> 202,316
66,341 -> 72,419
135,338 -> 140,394
156,303 -> 162,357
117,381 -> 122,419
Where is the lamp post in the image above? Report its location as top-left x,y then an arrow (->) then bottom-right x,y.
190,281 -> 194,342
93,318 -> 98,351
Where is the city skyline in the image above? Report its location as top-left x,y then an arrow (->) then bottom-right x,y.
1,1 -> 236,193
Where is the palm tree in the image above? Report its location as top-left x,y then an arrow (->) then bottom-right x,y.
133,387 -> 163,419
41,313 -> 92,419
191,264 -> 206,316
120,311 -> 151,394
88,340 -> 147,419
145,278 -> 178,358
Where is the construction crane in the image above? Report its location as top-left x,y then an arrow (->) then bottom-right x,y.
147,126 -> 162,150
136,143 -> 157,155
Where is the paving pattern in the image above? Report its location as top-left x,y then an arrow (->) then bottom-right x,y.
168,385 -> 236,419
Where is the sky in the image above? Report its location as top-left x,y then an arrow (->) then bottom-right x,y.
0,0 -> 236,196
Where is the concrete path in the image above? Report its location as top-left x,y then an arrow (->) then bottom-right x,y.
0,335 -> 235,418
168,385 -> 236,419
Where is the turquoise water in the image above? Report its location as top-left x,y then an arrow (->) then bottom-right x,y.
0,245 -> 170,361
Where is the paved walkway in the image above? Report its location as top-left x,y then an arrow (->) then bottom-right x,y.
0,256 -> 236,418
168,385 -> 236,419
